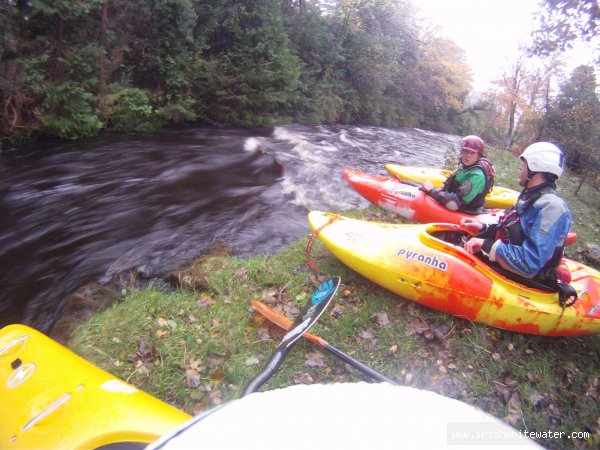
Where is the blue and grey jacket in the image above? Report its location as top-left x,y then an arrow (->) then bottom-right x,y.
480,184 -> 572,279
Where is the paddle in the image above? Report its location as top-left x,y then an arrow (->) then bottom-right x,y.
241,277 -> 341,397
252,300 -> 397,385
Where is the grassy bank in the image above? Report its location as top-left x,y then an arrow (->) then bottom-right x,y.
69,148 -> 600,449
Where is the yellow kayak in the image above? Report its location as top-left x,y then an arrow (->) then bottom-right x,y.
0,324 -> 191,449
308,211 -> 600,336
385,164 -> 519,209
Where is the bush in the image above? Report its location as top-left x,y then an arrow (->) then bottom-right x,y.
155,97 -> 199,125
98,85 -> 155,131
38,82 -> 103,140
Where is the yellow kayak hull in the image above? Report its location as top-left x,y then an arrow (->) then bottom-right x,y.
0,324 -> 191,449
385,164 -> 519,209
308,211 -> 600,336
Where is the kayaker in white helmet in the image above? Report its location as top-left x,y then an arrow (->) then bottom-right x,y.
461,142 -> 573,287
421,135 -> 495,214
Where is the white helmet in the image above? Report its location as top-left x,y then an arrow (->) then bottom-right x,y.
520,142 -> 564,178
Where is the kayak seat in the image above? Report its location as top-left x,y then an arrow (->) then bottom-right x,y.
476,258 -> 556,293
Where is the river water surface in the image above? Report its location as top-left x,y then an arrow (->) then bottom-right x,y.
0,124 -> 458,332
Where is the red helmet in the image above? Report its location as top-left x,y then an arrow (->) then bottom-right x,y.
461,135 -> 484,155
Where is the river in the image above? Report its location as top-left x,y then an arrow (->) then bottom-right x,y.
0,124 -> 458,332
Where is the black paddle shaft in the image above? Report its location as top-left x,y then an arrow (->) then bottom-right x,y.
242,277 -> 341,396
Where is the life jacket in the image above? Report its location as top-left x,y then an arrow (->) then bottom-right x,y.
492,183 -> 573,299
444,157 -> 495,213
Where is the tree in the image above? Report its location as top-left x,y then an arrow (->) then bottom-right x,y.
405,36 -> 473,132
542,65 -> 600,175
531,0 -> 599,63
194,0 -> 302,126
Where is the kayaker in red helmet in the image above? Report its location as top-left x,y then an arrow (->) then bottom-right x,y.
421,135 -> 494,214
461,142 -> 573,288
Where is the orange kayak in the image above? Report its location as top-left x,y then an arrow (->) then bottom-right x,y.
343,168 -> 577,246
385,163 -> 519,209
308,211 -> 600,336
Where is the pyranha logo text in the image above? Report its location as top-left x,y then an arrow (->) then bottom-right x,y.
396,248 -> 448,271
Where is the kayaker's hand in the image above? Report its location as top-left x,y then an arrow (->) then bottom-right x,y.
464,238 -> 484,254
422,180 -> 434,192
460,217 -> 484,233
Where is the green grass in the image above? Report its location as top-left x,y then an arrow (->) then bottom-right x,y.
68,150 -> 600,449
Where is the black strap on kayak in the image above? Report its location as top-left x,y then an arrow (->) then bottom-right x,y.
557,282 -> 578,308
306,215 -> 339,274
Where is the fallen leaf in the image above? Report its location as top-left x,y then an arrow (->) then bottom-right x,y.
211,368 -> 225,381
305,351 -> 326,368
508,392 -> 522,412
130,338 -> 158,364
585,377 -> 599,399
185,369 -> 201,388
197,293 -> 216,307
505,392 -> 523,426
526,372 -> 540,383
527,389 -> 548,408
370,312 -> 391,327
245,356 -> 260,366
234,267 -> 247,277
283,302 -> 300,317
187,358 -> 205,372
192,391 -> 224,415
293,372 -> 314,384
295,292 -> 308,301
330,304 -> 344,319
156,329 -> 169,338
135,362 -> 154,375
260,287 -> 278,304
358,328 -> 374,340
407,317 -> 429,336
256,326 -> 271,341
207,354 -> 226,369
489,329 -> 503,341
157,317 -> 169,328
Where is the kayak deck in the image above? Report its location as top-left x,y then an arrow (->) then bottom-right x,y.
0,324 -> 191,449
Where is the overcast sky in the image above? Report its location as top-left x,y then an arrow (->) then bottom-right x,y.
415,0 -> 596,91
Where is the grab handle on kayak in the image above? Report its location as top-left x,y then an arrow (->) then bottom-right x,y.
22,393 -> 72,431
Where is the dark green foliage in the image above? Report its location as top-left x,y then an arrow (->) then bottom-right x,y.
1,0 -> 477,142
38,82 -> 103,139
97,85 -> 154,131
